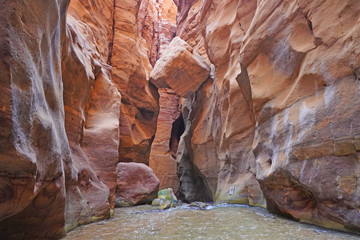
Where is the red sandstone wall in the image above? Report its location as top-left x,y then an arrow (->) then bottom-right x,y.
0,0 -> 160,238
174,0 -> 360,233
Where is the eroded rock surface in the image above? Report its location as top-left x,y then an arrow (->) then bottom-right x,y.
115,162 -> 159,206
113,0 -> 159,165
0,1 -> 70,239
0,0 -> 160,238
150,37 -> 211,97
62,1 -> 124,231
174,0 -> 360,233
149,88 -> 182,191
138,0 -> 177,66
2,0 -> 360,237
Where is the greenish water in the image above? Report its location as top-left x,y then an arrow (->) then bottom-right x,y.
64,204 -> 360,240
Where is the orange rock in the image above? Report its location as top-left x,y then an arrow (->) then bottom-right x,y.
138,0 -> 177,65
149,88 -> 182,191
175,0 -> 360,233
62,8 -> 120,231
0,0 -> 157,238
112,0 -> 159,165
150,37 -> 211,97
2,0 -> 360,237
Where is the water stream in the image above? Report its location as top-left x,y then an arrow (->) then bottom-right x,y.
64,204 -> 360,240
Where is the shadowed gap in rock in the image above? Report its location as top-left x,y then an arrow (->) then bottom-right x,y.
169,114 -> 185,158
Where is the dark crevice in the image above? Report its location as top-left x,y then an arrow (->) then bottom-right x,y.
307,18 -> 313,32
176,160 -> 214,203
138,107 -> 155,121
107,0 -> 116,65
169,115 -> 185,158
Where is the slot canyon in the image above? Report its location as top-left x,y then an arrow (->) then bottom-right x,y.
0,0 -> 360,239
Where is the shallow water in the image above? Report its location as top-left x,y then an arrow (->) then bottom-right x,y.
64,204 -> 360,240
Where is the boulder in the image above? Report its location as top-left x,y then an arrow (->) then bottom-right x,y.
157,188 -> 178,203
151,188 -> 178,210
188,202 -> 209,210
115,162 -> 160,206
150,37 -> 211,97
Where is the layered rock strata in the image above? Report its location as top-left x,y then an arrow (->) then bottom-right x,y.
173,0 -> 360,233
149,88 -> 182,191
138,0 -> 177,66
2,0 -> 360,237
141,0 -> 182,192
62,0 -> 120,229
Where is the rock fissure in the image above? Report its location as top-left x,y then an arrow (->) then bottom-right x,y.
106,0 -> 116,65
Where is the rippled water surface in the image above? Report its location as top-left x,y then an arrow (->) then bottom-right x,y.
64,204 -> 360,240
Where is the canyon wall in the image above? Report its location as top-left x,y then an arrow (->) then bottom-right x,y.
0,0 -> 159,239
0,1 -> 71,239
173,0 -> 360,233
62,0 -> 120,231
149,88 -> 181,191
1,0 -> 360,238
113,0 -> 159,165
141,0 -> 183,191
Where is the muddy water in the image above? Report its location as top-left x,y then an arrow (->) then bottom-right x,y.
64,204 -> 360,240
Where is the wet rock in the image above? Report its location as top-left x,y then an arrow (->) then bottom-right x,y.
116,162 -> 160,206
152,188 -> 178,210
151,198 -> 163,206
114,198 -> 131,208
158,188 -> 178,203
189,202 -> 209,210
158,200 -> 174,210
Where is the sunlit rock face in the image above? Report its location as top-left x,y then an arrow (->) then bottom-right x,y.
113,0 -> 159,165
62,0 -> 121,230
174,0 -> 360,233
138,0 -> 177,66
